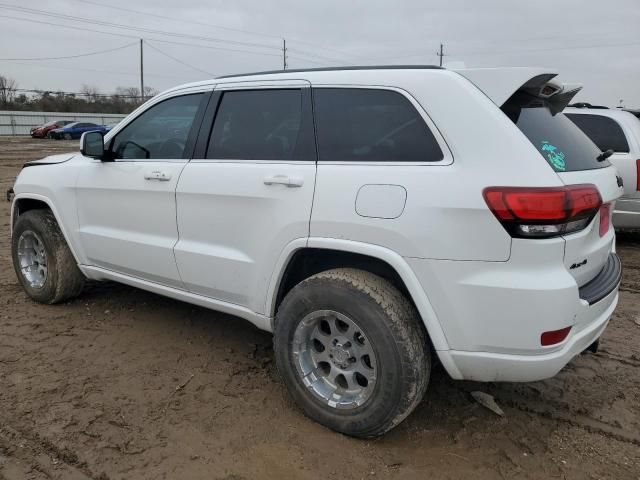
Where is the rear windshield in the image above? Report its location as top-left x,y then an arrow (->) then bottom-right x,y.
502,92 -> 608,172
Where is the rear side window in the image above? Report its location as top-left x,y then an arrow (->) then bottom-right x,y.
503,93 -> 607,172
565,113 -> 630,153
207,89 -> 305,161
313,88 -> 444,162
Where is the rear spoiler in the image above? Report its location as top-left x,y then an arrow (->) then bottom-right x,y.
454,67 -> 582,113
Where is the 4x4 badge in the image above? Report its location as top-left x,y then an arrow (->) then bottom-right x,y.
570,259 -> 588,270
617,175 -> 624,188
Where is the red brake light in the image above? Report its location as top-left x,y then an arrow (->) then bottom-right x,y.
483,185 -> 602,238
541,326 -> 572,346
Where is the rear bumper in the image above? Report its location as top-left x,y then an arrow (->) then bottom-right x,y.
613,198 -> 640,229
440,287 -> 617,382
407,242 -> 621,382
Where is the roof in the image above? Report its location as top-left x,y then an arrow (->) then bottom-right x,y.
162,65 -> 572,110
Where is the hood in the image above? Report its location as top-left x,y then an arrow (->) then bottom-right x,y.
23,153 -> 76,168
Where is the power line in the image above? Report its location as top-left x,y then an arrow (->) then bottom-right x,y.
144,41 -> 214,77
0,5 -> 376,67
0,3 -> 283,52
450,41 -> 640,57
68,0 -> 375,62
0,41 -> 137,61
2,59 -> 187,81
0,14 -> 284,59
287,48 -> 351,65
74,0 -> 283,41
139,38 -> 283,58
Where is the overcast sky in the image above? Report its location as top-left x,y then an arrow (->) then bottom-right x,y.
1,0 -> 639,106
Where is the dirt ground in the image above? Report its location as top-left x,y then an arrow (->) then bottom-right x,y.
0,136 -> 638,480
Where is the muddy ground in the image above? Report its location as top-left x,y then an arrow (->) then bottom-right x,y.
0,136 -> 638,480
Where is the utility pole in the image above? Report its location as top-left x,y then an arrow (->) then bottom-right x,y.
283,38 -> 287,70
140,38 -> 145,102
437,43 -> 445,67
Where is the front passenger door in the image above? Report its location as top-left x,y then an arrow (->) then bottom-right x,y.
76,92 -> 208,288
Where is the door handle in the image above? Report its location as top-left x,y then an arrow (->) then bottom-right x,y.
144,170 -> 171,181
263,174 -> 304,187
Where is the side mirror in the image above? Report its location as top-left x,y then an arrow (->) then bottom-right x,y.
80,131 -> 105,159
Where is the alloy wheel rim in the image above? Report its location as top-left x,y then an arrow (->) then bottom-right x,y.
17,231 -> 48,289
293,310 -> 377,410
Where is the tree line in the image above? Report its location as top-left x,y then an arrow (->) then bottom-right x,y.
0,75 -> 158,114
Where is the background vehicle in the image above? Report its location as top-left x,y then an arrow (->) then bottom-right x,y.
565,106 -> 640,229
623,108 -> 640,119
9,66 -> 622,437
49,121 -> 107,140
30,120 -> 73,138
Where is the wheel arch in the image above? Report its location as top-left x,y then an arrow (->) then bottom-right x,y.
267,237 -> 451,352
11,193 -> 82,265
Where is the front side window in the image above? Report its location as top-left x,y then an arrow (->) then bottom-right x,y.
111,93 -> 203,160
565,113 -> 630,153
313,88 -> 444,162
207,89 -> 303,161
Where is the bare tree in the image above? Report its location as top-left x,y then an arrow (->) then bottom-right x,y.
143,85 -> 158,99
114,85 -> 158,103
0,75 -> 18,105
80,84 -> 101,102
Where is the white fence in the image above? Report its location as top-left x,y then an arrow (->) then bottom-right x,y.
0,110 -> 127,136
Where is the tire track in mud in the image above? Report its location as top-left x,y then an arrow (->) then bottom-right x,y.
493,394 -> 640,446
0,421 -> 109,480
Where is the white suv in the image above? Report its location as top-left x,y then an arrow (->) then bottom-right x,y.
9,66 -> 623,437
565,106 -> 640,229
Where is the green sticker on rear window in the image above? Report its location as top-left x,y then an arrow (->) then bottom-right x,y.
541,141 -> 566,171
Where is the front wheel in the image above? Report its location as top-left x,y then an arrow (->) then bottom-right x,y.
12,209 -> 85,304
274,268 -> 430,438
63,133 -> 72,140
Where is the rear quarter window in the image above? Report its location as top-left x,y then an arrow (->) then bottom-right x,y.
313,88 -> 444,163
502,93 -> 608,172
565,113 -> 630,153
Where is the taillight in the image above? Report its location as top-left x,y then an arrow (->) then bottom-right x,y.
636,159 -> 640,191
483,185 -> 602,238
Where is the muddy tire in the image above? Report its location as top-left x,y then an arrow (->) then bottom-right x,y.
274,268 -> 430,438
12,209 -> 85,304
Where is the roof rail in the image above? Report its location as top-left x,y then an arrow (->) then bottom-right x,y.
216,65 -> 442,79
568,102 -> 609,109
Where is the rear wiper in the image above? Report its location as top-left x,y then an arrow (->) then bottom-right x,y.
597,149 -> 614,162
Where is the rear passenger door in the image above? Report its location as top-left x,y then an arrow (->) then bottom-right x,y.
174,82 -> 317,314
309,87 -> 454,258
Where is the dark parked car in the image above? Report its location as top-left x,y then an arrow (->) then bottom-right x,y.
50,122 -> 107,140
30,120 -> 74,138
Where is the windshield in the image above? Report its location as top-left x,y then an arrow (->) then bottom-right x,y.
502,92 -> 608,172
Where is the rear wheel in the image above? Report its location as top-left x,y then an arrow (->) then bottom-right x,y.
12,210 -> 85,304
274,268 -> 430,437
